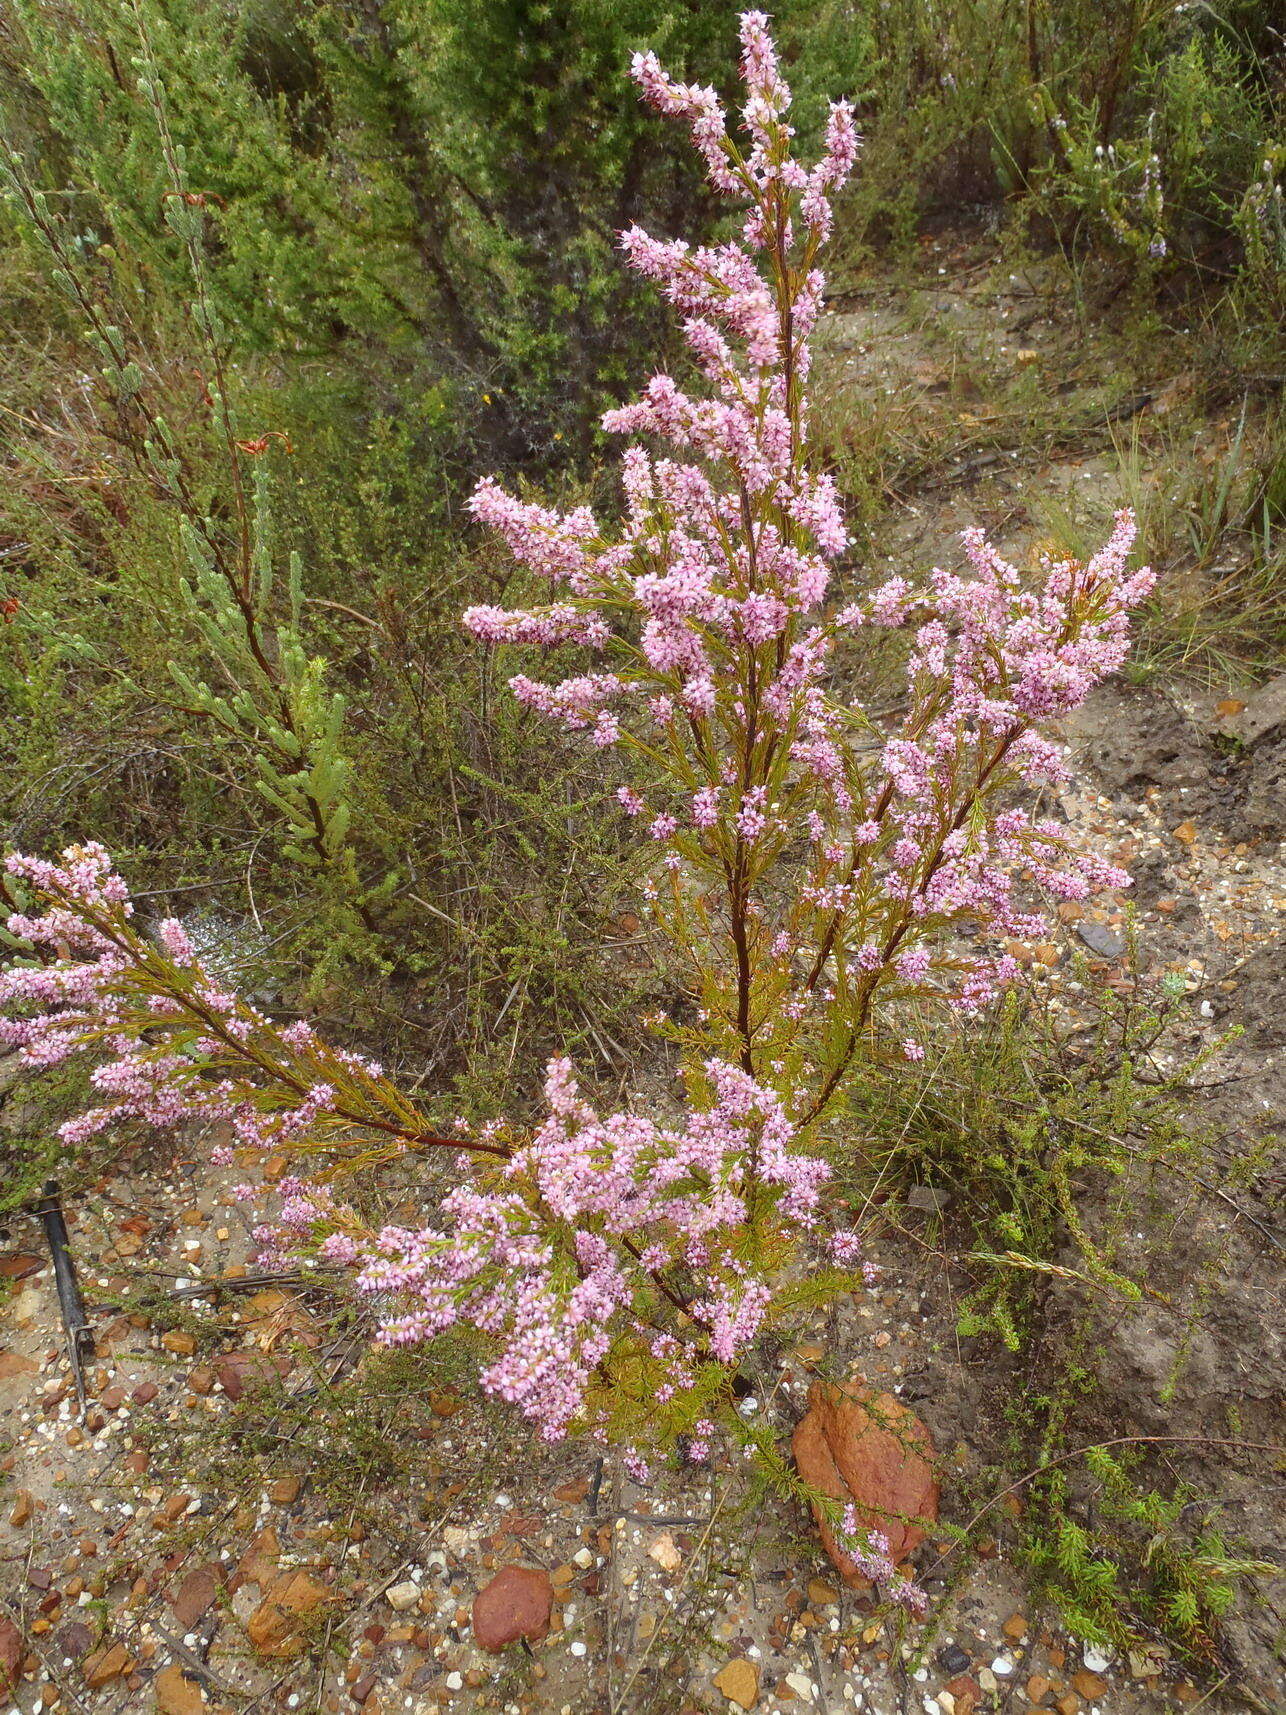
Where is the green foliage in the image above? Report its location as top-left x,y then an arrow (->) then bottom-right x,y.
840,959 -> 1220,1350
770,0 -> 1284,325
0,1044 -> 98,1218
169,472 -> 358,878
1033,27 -> 1266,271
0,0 -> 736,452
1023,1445 -> 1276,1659
0,2 -> 684,1098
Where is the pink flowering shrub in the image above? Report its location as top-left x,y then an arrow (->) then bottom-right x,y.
464,13 -> 1153,1131
0,14 -> 1152,1503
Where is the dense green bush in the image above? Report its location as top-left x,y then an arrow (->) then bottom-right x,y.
775,0 -> 1284,303
0,0 -> 740,453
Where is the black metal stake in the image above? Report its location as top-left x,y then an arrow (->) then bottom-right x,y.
36,1180 -> 94,1414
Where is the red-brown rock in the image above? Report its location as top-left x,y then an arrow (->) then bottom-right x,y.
471,1566 -> 553,1651
170,1564 -> 221,1629
83,1640 -> 132,1688
230,1526 -> 279,1593
214,1352 -> 288,1401
0,1254 -> 42,1280
0,1614 -> 21,1693
792,1381 -> 938,1577
52,1620 -> 94,1663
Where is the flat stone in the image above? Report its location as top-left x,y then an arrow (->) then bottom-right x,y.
712,1656 -> 759,1709
246,1571 -> 332,1655
1077,921 -> 1126,958
161,1330 -> 197,1357
1128,1644 -> 1168,1677
472,1566 -> 552,1651
214,1352 -> 287,1401
154,1662 -> 206,1713
0,1352 -> 39,1380
905,1184 -> 950,1214
232,1526 -> 279,1591
84,1641 -> 132,1687
0,1614 -> 21,1693
52,1620 -> 94,1663
792,1381 -> 939,1573
170,1565 -> 220,1629
8,1488 -> 33,1527
0,1254 -> 42,1280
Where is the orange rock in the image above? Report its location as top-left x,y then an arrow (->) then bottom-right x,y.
154,1661 -> 206,1713
246,1571 -> 333,1655
231,1526 -> 280,1592
792,1381 -> 939,1576
84,1641 -> 132,1687
0,1615 -> 21,1694
1072,1670 -> 1107,1699
711,1657 -> 759,1709
154,1494 -> 192,1529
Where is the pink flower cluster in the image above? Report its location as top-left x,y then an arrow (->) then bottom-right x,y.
463,11 -> 856,749
461,12 -> 1154,1100
834,1510 -> 927,1615
316,1055 -> 829,1440
0,836 -> 840,1445
0,845 -> 374,1156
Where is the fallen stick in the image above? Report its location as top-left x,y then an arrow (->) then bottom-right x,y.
36,1180 -> 94,1414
